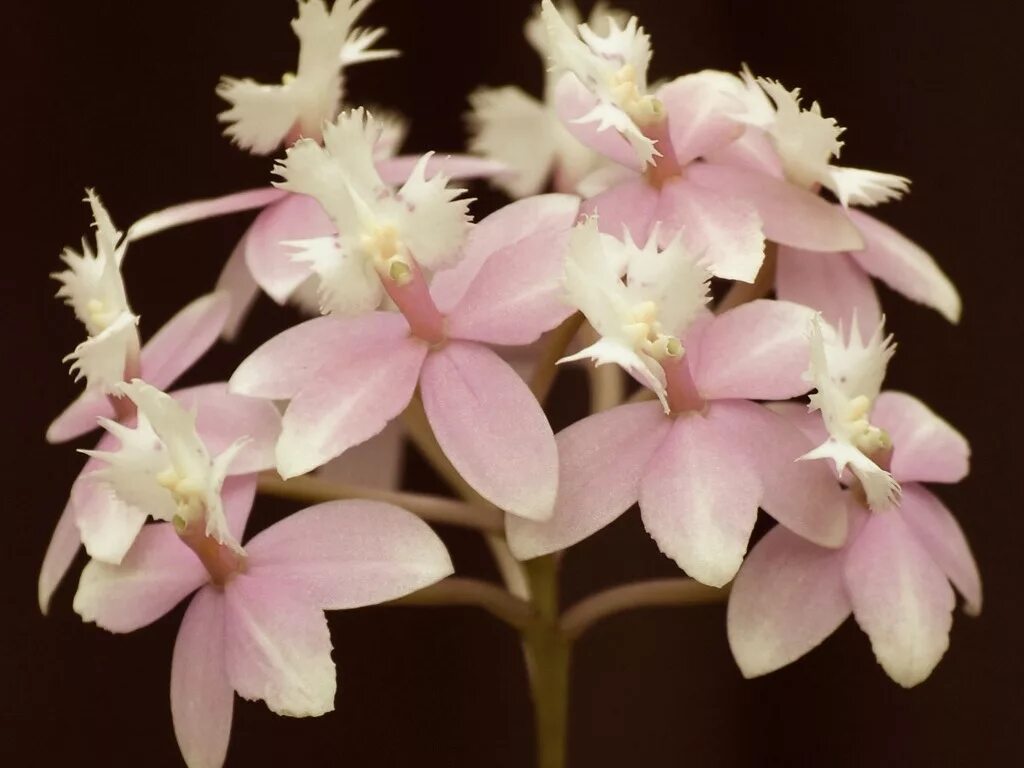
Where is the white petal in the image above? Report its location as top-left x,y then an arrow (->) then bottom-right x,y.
395,153 -> 472,270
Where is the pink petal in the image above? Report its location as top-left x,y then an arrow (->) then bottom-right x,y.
775,247 -> 882,338
74,474 -> 147,565
47,388 -> 114,444
215,235 -> 263,341
639,409 -> 762,587
446,226 -> 575,345
727,523 -> 851,678
899,484 -> 982,615
246,500 -> 453,609
846,209 -> 961,323
224,574 -> 336,717
704,129 -> 784,177
763,400 -> 829,447
171,383 -> 282,474
552,74 -> 643,170
38,497 -> 82,613
506,401 -> 672,559
657,73 -> 745,165
231,313 -> 406,400
581,177 -> 658,246
689,163 -> 864,253
720,400 -> 848,548
275,319 -> 426,478
315,419 -> 405,490
73,522 -> 207,632
689,299 -> 816,401
431,194 -> 581,314
871,391 -> 970,484
127,187 -> 288,242
377,154 -> 506,186
844,510 -> 956,687
420,341 -> 557,520
223,474 -> 259,543
655,177 -> 765,282
141,291 -> 232,390
244,193 -> 330,304
171,587 -> 233,768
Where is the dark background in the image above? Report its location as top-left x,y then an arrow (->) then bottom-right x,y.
5,1 -> 1021,765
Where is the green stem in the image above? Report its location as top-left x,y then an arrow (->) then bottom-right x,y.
523,556 -> 571,768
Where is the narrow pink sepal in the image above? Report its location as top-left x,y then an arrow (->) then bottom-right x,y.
420,341 -> 557,520
775,247 -> 882,337
274,319 -> 426,478
38,497 -> 82,613
689,163 -> 864,252
871,391 -> 970,485
582,179 -> 659,245
172,383 -> 282,474
506,401 -> 671,559
655,177 -> 765,282
553,73 -> 644,170
377,154 -> 506,186
640,409 -> 762,587
431,194 -> 581,314
244,193 -> 331,304
844,509 -> 956,687
127,187 -> 288,242
215,236 -> 262,341
73,522 -> 206,633
142,291 -> 232,389
846,208 -> 961,323
246,500 -> 453,609
171,587 -> 233,768
727,522 -> 851,678
46,387 -> 115,444
657,73 -> 745,165
689,300 -> 817,401
899,484 -> 982,616
224,574 -> 336,717
704,129 -> 784,178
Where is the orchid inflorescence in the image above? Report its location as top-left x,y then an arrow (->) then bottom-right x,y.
41,2 -> 979,766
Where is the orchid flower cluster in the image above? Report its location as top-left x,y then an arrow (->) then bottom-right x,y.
41,2 -> 979,766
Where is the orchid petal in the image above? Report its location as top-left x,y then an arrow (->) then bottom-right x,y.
688,163 -> 864,253
142,291 -> 232,390
871,391 -> 969,484
245,194 -> 332,304
215,236 -> 263,341
552,74 -> 645,170
727,522 -> 851,678
171,587 -> 233,768
126,187 -> 288,242
845,510 -> 956,687
899,484 -> 982,616
47,388 -> 114,444
246,500 -> 453,609
506,401 -> 670,559
224,574 -> 336,717
657,71 -> 745,165
38,497 -> 82,613
73,522 -> 206,633
420,342 -> 557,520
74,473 -> 147,565
846,208 -> 961,323
640,409 -> 762,587
581,178 -> 658,245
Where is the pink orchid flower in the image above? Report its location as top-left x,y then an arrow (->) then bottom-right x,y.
232,191 -> 581,519
71,382 -> 453,768
728,382 -> 979,687
507,219 -> 848,586
538,0 -> 862,284
39,382 -> 282,613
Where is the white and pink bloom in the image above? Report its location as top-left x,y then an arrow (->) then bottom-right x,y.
72,382 -> 452,767
507,219 -> 848,586
728,362 -> 980,686
232,186 -> 581,519
540,0 -> 862,283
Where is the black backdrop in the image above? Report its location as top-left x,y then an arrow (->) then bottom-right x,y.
5,1 -> 1022,765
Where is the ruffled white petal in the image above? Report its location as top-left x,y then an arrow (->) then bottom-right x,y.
63,311 -> 139,394
289,236 -> 383,316
825,166 -> 910,207
394,153 -> 471,271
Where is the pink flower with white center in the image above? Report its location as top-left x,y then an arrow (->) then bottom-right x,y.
71,383 -> 452,768
507,219 -> 848,586
728,392 -> 979,688
39,382 -> 282,613
232,193 -> 580,519
49,194 -> 232,443
467,1 -> 625,197
540,0 -> 863,283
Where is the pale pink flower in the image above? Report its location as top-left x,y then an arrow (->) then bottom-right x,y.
231,193 -> 580,519
728,391 -> 979,687
539,0 -> 862,283
71,382 -> 452,768
39,382 -> 281,613
506,220 -> 848,586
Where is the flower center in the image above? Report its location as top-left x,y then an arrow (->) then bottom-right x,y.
158,467 -> 205,521
86,298 -> 120,332
838,394 -> 892,454
362,224 -> 414,285
624,301 -> 682,360
610,64 -> 663,125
